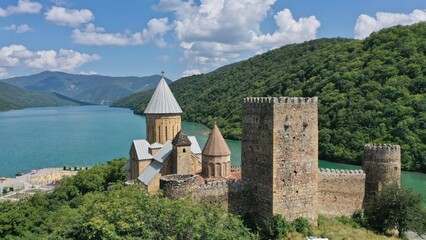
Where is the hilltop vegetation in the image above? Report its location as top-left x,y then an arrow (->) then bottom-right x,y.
1,159 -> 419,239
2,71 -> 172,105
113,23 -> 426,172
0,81 -> 85,111
0,159 -> 255,239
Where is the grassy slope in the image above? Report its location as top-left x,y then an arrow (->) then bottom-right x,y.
112,23 -> 426,171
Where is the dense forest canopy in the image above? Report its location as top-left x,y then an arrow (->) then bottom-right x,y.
112,23 -> 426,172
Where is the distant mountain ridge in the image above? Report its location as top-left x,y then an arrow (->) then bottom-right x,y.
0,81 -> 85,111
2,71 -> 172,105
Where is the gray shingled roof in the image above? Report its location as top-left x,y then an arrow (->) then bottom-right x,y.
188,136 -> 202,154
150,142 -> 163,149
132,140 -> 153,160
144,77 -> 182,114
153,140 -> 172,163
138,161 -> 162,185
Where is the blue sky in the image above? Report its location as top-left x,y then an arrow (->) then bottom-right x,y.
1,0 -> 425,80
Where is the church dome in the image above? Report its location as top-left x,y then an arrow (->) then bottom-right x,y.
202,124 -> 231,157
144,75 -> 182,114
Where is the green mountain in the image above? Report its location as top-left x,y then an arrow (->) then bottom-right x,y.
0,81 -> 85,111
113,23 -> 426,172
2,71 -> 172,105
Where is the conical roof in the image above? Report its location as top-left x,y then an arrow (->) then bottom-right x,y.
202,124 -> 231,157
144,76 -> 182,114
172,130 -> 191,146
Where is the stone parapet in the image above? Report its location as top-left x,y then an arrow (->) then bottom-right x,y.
318,168 -> 366,216
319,168 -> 365,176
231,165 -> 241,172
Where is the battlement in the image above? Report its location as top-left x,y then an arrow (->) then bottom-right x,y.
231,165 -> 241,172
364,144 -> 400,151
200,179 -> 251,189
243,97 -> 317,104
319,168 -> 365,176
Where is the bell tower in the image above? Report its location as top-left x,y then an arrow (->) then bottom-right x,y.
145,71 -> 182,144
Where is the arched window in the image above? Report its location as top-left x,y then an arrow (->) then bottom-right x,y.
216,163 -> 221,177
209,163 -> 214,177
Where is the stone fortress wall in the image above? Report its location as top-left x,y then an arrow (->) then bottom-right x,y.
160,174 -> 253,215
160,97 -> 402,222
317,168 -> 365,216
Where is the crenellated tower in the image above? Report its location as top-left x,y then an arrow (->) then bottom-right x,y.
144,72 -> 182,144
242,97 -> 318,223
362,144 -> 401,207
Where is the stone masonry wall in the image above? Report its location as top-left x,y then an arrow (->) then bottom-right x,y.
160,174 -> 253,215
273,97 -> 318,223
242,98 -> 275,219
242,97 -> 318,222
146,114 -> 181,144
318,168 -> 365,216
362,144 -> 401,207
194,179 -> 253,215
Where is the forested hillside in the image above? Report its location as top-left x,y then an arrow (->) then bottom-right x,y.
0,81 -> 84,111
112,23 -> 426,172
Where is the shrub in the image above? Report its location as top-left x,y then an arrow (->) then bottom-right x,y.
292,217 -> 313,236
260,214 -> 291,240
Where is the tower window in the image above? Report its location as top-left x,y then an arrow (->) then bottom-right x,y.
183,148 -> 186,153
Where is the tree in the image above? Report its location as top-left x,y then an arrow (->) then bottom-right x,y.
365,184 -> 426,238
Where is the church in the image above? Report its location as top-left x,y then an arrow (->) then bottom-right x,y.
125,72 -> 234,193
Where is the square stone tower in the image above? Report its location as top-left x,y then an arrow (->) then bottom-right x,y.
242,97 -> 318,223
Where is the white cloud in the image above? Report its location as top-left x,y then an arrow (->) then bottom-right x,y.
72,25 -> 143,46
0,0 -> 42,17
0,45 -> 33,67
181,68 -> 201,77
3,24 -> 32,33
155,0 -> 320,68
25,49 -> 100,71
79,70 -> 97,75
142,18 -> 172,47
354,9 -> 426,39
153,0 -> 192,12
0,44 -> 100,73
72,19 -> 171,46
45,6 -> 94,27
0,67 -> 9,78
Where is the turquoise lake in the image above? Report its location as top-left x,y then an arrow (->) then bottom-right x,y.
0,105 -> 424,202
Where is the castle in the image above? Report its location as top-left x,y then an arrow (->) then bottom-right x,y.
125,74 -> 401,222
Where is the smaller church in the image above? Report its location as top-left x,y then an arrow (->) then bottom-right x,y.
125,72 -> 233,193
